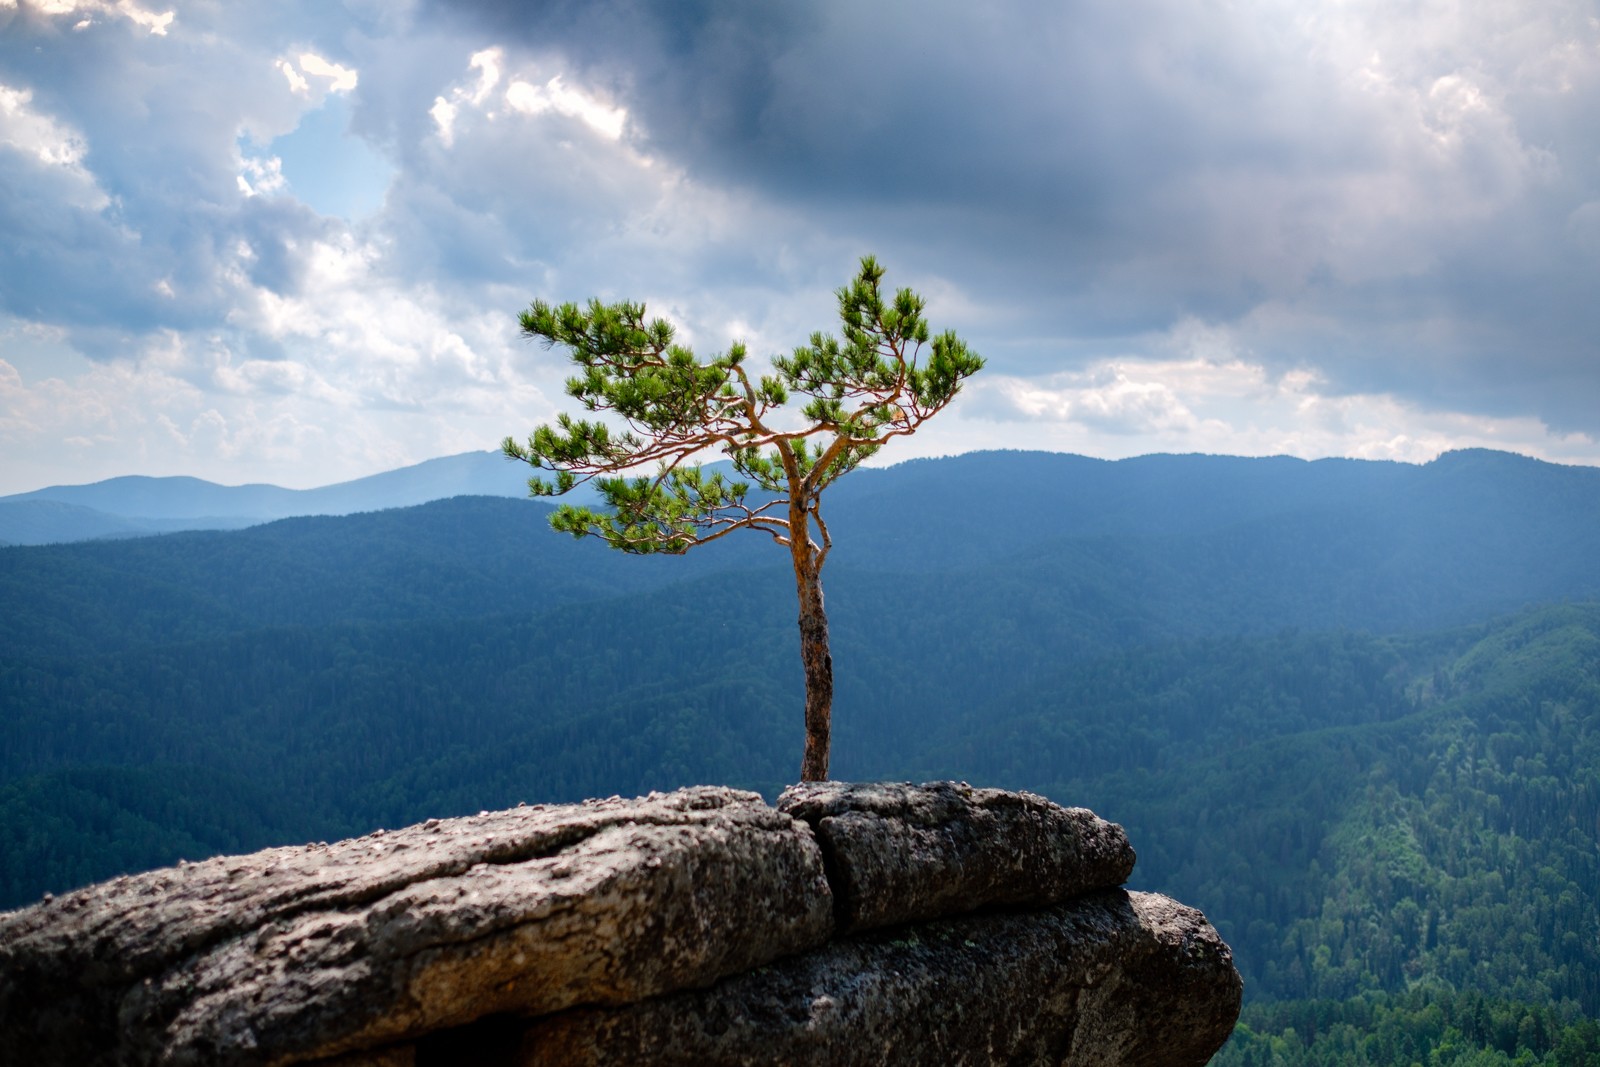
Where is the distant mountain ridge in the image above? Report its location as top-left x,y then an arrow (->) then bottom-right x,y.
6,445 -> 1590,550
5,447 -> 1599,663
0,451 -> 535,545
5,448 -> 1600,635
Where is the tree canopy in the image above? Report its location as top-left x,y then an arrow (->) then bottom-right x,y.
503,256 -> 984,779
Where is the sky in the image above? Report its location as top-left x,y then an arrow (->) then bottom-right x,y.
1,0 -> 1598,494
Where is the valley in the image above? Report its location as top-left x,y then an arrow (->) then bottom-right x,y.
3,448 -> 1598,1064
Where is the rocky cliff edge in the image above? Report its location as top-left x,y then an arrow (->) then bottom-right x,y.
0,781 -> 1241,1066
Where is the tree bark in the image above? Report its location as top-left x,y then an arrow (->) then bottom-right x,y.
793,553 -> 832,782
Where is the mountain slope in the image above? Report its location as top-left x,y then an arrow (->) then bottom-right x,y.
0,451 -> 534,544
5,596 -> 1597,1017
0,495 -> 776,660
3,448 -> 1600,1038
0,500 -> 262,545
6,449 -> 1600,660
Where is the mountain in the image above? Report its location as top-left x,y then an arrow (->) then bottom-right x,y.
2,447 -> 1599,1063
824,447 -> 1596,567
7,448 -> 1599,647
3,448 -> 1597,672
0,499 -> 263,545
0,450 -> 535,544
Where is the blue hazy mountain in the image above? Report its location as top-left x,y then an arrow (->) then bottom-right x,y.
0,499 -> 261,545
0,450 -> 537,544
5,449 -> 1599,661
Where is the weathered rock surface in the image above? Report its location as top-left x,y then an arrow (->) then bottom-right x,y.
0,787 -> 831,1067
517,889 -> 1240,1067
0,782 -> 1241,1067
778,780 -> 1136,933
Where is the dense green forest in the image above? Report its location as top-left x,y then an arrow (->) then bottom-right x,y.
1217,989 -> 1600,1065
2,449 -> 1598,1064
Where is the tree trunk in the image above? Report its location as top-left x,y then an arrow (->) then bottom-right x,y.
794,555 -> 833,782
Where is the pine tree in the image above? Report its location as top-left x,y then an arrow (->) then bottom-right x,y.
503,256 -> 984,780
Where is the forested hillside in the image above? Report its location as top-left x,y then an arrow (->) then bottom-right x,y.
2,449 -> 1598,1064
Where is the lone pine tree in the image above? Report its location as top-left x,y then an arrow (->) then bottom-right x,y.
503,257 -> 983,780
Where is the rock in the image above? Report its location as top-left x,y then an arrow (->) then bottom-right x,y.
777,780 -> 1136,933
0,787 -> 833,1067
0,782 -> 1240,1067
515,889 -> 1240,1067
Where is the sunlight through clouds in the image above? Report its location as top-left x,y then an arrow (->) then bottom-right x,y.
296,53 -> 357,93
276,53 -> 357,97
430,47 -> 628,145
276,59 -> 309,94
964,356 -> 1599,468
0,83 -> 108,210
503,74 -> 627,140
430,48 -> 502,147
235,154 -> 286,198
0,0 -> 173,35
1,0 -> 1598,492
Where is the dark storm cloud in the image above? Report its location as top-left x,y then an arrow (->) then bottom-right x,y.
425,1 -> 1329,265
427,0 -> 1600,436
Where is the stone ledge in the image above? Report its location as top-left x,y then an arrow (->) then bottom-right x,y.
513,888 -> 1240,1067
0,782 -> 1240,1067
778,780 -> 1136,933
0,787 -> 832,1067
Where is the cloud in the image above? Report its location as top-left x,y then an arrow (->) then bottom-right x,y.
977,369 -> 1200,437
429,0 -> 1600,432
503,74 -> 625,140
0,81 -> 108,209
426,46 -> 501,147
277,58 -> 309,94
0,3 -> 559,489
958,349 -> 1598,469
296,52 -> 357,93
236,154 -> 287,198
0,0 -> 174,35
1,0 -> 1599,494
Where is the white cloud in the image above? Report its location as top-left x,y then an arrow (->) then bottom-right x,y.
277,59 -> 310,94
0,82 -> 108,210
236,153 -> 287,197
276,52 -> 358,97
981,370 -> 1200,436
464,47 -> 502,105
428,96 -> 458,146
0,84 -> 81,166
428,47 -> 629,145
297,52 -> 358,93
0,295 -> 552,492
0,357 -> 31,435
5,0 -> 174,35
960,350 -> 1598,468
430,48 -> 502,147
504,74 -> 627,140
